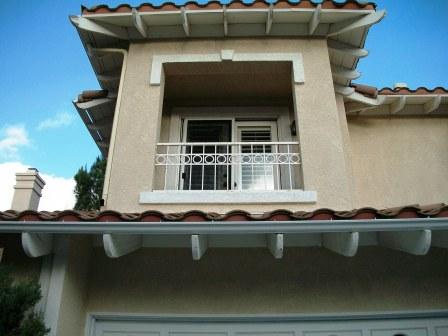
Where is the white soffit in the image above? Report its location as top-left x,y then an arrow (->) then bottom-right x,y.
345,93 -> 448,116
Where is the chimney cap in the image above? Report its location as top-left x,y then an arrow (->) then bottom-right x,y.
394,82 -> 408,89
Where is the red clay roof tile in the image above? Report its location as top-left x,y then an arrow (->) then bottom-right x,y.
1,204 -> 447,222
81,0 -> 376,15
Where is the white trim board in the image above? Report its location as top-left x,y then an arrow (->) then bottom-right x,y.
149,50 -> 305,85
139,190 -> 317,204
87,311 -> 448,336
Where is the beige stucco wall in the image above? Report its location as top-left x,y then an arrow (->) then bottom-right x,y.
349,117 -> 448,208
105,38 -> 353,212
85,247 -> 448,314
56,236 -> 92,336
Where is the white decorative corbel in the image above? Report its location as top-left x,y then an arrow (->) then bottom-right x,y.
323,232 -> 359,257
132,8 -> 148,38
267,233 -> 284,259
328,10 -> 386,36
390,96 -> 406,114
379,230 -> 431,255
191,234 -> 208,260
70,16 -> 128,39
265,4 -> 274,35
309,4 -> 321,35
181,7 -> 190,36
424,96 -> 442,114
22,233 -> 53,258
103,234 -> 142,258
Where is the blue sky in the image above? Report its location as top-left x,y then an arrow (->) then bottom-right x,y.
0,0 -> 447,180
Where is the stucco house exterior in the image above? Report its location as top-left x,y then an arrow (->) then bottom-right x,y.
1,1 -> 448,335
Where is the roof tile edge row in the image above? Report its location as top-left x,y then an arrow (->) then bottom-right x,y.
378,87 -> 448,95
352,84 -> 448,98
1,204 -> 447,222
81,0 -> 376,15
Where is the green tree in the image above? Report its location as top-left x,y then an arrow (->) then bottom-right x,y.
0,266 -> 49,336
74,156 -> 106,210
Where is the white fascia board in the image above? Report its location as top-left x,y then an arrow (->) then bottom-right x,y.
140,190 -> 316,204
3,218 -> 448,235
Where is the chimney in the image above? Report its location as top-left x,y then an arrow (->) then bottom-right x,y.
11,168 -> 46,211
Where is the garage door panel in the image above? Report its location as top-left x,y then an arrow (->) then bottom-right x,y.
303,330 -> 362,336
169,333 -> 229,336
435,326 -> 448,336
370,327 -> 428,336
235,332 -> 295,336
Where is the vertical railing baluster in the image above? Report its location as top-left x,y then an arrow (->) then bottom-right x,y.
287,144 -> 292,190
272,144 -> 282,190
189,144 -> 192,190
201,145 -> 205,190
262,143 -> 267,190
226,144 -> 229,191
214,144 -> 217,191
164,145 -> 168,190
251,144 -> 254,190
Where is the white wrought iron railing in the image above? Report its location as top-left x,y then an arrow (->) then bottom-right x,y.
155,142 -> 301,191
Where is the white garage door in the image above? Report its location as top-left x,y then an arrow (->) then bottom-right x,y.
91,315 -> 448,336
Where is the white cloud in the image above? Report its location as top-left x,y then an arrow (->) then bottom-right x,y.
0,125 -> 29,159
0,162 -> 75,211
37,112 -> 74,131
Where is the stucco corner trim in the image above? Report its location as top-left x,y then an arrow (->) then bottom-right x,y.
149,51 -> 305,86
139,190 -> 317,204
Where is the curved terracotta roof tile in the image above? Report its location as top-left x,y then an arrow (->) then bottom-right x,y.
81,0 -> 376,15
378,87 -> 448,95
1,204 -> 447,222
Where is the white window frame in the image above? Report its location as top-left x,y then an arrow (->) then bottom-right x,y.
171,108 -> 288,192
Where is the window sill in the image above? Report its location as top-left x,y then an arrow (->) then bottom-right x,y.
139,190 -> 317,204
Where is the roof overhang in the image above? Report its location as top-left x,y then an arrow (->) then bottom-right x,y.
71,1 -> 385,153
345,87 -> 448,116
2,217 -> 448,260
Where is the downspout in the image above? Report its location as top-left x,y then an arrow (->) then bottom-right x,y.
89,47 -> 128,209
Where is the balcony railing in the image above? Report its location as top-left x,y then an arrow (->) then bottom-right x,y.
155,142 -> 301,191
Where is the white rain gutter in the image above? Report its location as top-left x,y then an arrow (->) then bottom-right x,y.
1,217 -> 448,234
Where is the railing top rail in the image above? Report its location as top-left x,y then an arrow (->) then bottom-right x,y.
157,141 -> 299,146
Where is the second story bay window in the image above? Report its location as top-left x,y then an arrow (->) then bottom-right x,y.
142,59 -> 316,205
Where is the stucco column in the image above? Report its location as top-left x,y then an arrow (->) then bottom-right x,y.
292,57 -> 353,209
105,43 -> 165,211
